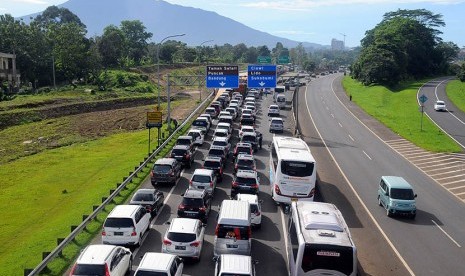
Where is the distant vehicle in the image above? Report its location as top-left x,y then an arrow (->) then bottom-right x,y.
434,100 -> 446,111
151,158 -> 182,186
233,142 -> 254,158
202,156 -> 224,182
178,187 -> 212,223
286,201 -> 357,276
236,193 -> 262,229
187,128 -> 204,146
134,252 -> 183,276
268,104 -> 280,117
269,117 -> 284,133
378,176 -> 417,219
234,153 -> 256,173
170,144 -> 195,169
275,85 -> 285,93
129,188 -> 164,217
231,170 -> 260,198
175,136 -> 194,151
270,137 -> 317,204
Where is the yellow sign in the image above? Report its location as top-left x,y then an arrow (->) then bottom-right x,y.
147,111 -> 162,127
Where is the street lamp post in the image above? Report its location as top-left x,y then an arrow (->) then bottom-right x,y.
198,40 -> 213,102
156,33 -> 185,110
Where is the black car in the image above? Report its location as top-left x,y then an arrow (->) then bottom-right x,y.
240,115 -> 255,128
129,188 -> 164,217
176,135 -> 195,151
177,188 -> 211,223
202,156 -> 224,181
241,133 -> 258,152
170,145 -> 195,168
150,158 -> 182,186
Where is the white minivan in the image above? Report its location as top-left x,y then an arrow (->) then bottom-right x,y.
276,94 -> 286,109
134,252 -> 183,276
214,254 -> 256,276
214,200 -> 251,257
102,205 -> 151,247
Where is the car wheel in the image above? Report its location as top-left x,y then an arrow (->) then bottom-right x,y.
378,196 -> 382,206
256,223 -> 261,229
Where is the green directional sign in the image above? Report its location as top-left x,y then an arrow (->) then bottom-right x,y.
278,56 -> 290,64
257,56 -> 271,64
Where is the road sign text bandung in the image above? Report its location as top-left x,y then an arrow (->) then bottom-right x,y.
206,65 -> 239,88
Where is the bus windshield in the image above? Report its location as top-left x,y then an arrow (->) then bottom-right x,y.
302,244 -> 354,275
281,161 -> 314,177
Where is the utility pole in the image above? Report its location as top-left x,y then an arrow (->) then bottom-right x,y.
339,33 -> 346,49
198,40 -> 213,102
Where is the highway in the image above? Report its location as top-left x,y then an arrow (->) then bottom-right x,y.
418,77 -> 465,148
299,73 -> 465,275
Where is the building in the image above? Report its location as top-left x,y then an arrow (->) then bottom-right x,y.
0,52 -> 21,85
331,38 -> 344,51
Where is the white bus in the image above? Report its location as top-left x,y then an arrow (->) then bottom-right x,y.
275,85 -> 286,93
269,137 -> 316,204
286,201 -> 357,276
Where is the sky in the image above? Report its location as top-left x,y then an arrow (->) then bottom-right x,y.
1,0 -> 465,47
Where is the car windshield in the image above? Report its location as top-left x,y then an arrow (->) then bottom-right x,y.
237,159 -> 254,167
193,120 -> 207,127
133,193 -> 154,202
192,174 -> 211,183
271,120 -> 283,125
153,164 -> 171,173
209,149 -> 224,157
167,232 -> 196,242
236,176 -> 256,185
390,188 -> 415,200
104,218 -> 134,228
181,197 -> 204,207
176,139 -> 190,145
213,141 -> 227,147
135,271 -> 168,276
242,135 -> 256,143
171,149 -> 187,156
73,264 -> 105,275
237,147 -> 251,153
204,160 -> 221,168
215,131 -> 228,137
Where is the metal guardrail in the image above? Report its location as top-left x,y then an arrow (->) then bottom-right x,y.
27,91 -> 214,276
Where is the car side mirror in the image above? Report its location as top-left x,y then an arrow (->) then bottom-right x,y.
212,256 -> 219,262
414,194 -> 418,198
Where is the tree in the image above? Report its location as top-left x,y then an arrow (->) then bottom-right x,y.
98,25 -> 125,68
120,20 -> 152,65
34,5 -> 86,30
233,43 -> 248,62
257,45 -> 271,57
458,63 -> 465,82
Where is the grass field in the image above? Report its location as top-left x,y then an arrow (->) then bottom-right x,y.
342,77 -> 462,153
446,80 -> 465,113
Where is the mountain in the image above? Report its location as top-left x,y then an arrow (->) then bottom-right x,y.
20,0 -> 323,49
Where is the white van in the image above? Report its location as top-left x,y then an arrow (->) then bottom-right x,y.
236,194 -> 262,229
214,254 -> 256,276
214,200 -> 251,257
102,205 -> 151,247
276,94 -> 286,109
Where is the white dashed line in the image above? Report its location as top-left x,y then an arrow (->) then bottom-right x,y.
348,134 -> 355,141
363,150 -> 372,160
432,220 -> 461,248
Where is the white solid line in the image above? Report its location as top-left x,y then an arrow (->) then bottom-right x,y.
306,84 -> 415,276
348,134 -> 355,141
338,122 -> 343,128
455,191 -> 465,196
424,163 -> 464,172
403,151 -> 429,157
385,139 -> 409,144
436,173 -> 465,181
430,169 -> 465,177
331,113 -> 335,118
443,179 -> 465,186
363,150 -> 372,160
415,156 -> 457,165
431,220 -> 461,248
399,148 -> 426,154
280,207 -> 290,273
421,161 -> 462,170
390,143 -> 419,148
448,185 -> 465,191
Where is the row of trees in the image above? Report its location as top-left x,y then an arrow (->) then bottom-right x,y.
351,9 -> 460,86
0,6 -> 357,91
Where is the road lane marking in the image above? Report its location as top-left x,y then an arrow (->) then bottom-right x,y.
430,169 -> 465,177
304,84 -> 415,276
443,179 -> 465,186
448,185 -> 465,191
348,134 -> 355,141
432,220 -> 461,248
363,150 -> 372,160
331,113 -> 335,118
338,122 -> 343,128
436,173 -> 465,181
424,163 -> 464,172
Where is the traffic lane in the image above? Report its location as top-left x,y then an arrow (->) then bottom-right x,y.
133,93 -> 288,275
298,80 -> 410,276
420,78 -> 465,148
307,75 -> 465,275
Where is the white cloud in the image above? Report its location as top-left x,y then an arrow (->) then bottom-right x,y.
11,0 -> 49,4
240,0 -> 465,11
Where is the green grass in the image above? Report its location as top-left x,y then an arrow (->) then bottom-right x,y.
342,77 -> 462,153
0,129 -> 166,275
446,80 -> 465,113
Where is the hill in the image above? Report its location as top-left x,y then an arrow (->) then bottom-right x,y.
20,0 -> 324,49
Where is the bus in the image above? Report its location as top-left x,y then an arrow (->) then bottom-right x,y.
269,137 -> 316,204
286,201 -> 357,276
275,85 -> 286,93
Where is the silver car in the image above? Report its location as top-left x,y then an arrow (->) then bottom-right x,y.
162,218 -> 205,261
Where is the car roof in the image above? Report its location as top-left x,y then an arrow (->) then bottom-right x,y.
155,158 -> 177,165
381,176 -> 413,189
217,122 -> 231,126
173,144 -> 189,150
271,118 -> 284,122
134,188 -> 156,194
236,193 -> 259,204
237,153 -> 254,159
137,253 -> 176,272
188,128 -> 202,133
183,188 -> 206,198
193,168 -> 215,175
108,204 -> 140,218
269,105 -> 279,108
205,156 -> 222,161
77,245 -> 117,264
169,218 -> 199,233
215,128 -> 229,133
209,145 -> 226,150
236,170 -> 257,178
213,136 -> 229,142
236,142 -> 252,147
241,125 -> 254,129
178,135 -> 192,140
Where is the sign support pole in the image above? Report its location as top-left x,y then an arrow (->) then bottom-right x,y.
148,127 -> 151,155
420,105 -> 424,131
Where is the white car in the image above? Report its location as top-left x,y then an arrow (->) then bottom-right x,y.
71,244 -> 132,276
212,136 -> 231,153
267,104 -> 280,117
269,117 -> 284,133
162,218 -> 205,261
236,193 -> 262,229
434,100 -> 446,111
187,128 -> 204,146
135,253 -> 183,276
216,122 -> 232,135
212,128 -> 231,142
239,125 -> 255,138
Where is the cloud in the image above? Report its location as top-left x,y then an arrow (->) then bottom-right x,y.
11,0 -> 49,4
240,0 -> 465,11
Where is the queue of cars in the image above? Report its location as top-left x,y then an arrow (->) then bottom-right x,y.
71,87 -> 270,276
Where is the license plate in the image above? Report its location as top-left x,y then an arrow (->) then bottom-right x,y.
197,186 -> 205,189
114,232 -> 123,236
175,246 -> 186,250
227,244 -> 238,248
